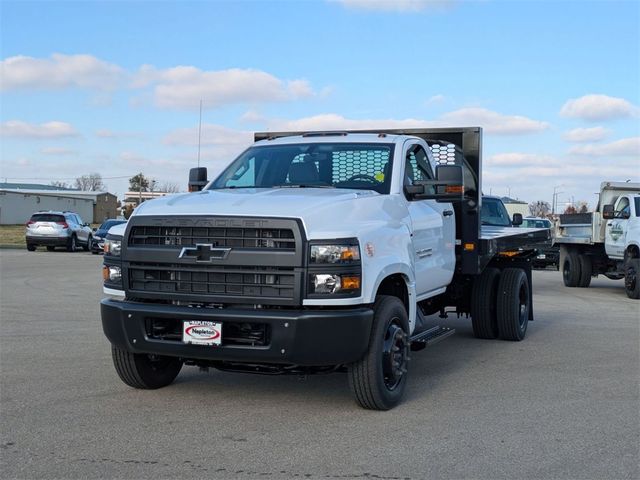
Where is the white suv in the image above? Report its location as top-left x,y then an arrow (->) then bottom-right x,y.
25,211 -> 93,252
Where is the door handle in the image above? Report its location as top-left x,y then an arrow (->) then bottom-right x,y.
443,210 -> 454,217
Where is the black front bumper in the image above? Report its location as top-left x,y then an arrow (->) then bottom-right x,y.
101,299 -> 373,366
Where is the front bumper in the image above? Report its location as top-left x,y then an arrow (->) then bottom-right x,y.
101,299 -> 373,366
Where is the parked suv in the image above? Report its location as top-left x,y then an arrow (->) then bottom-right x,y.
25,211 -> 93,252
91,219 -> 127,254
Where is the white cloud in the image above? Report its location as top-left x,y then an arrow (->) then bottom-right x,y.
425,94 -> 446,106
438,108 -> 549,135
559,94 -> 638,121
41,147 -> 78,156
562,126 -> 610,143
133,65 -> 315,110
0,54 -> 124,91
486,153 -> 555,167
163,124 -> 253,147
568,137 -> 640,157
0,120 -> 79,138
95,129 -> 142,139
240,110 -> 266,124
269,108 -> 548,135
336,0 -> 455,12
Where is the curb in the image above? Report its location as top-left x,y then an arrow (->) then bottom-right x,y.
0,245 -> 25,250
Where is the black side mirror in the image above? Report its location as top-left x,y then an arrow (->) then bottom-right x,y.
512,213 -> 523,226
405,165 -> 464,203
189,167 -> 208,192
602,204 -> 615,219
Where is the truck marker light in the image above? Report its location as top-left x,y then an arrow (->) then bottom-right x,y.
445,185 -> 464,194
463,243 -> 475,251
341,276 -> 361,290
102,266 -> 109,281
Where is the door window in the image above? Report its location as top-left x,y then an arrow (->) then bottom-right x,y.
614,197 -> 630,218
404,144 -> 435,198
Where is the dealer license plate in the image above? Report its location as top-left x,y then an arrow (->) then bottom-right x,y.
182,320 -> 222,346
537,254 -> 546,259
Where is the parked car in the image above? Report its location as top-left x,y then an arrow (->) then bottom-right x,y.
520,217 -> 559,269
91,219 -> 127,254
25,211 -> 93,252
481,195 -> 523,227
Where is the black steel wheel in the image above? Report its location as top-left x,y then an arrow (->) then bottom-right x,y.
497,268 -> 530,341
111,345 -> 183,389
578,254 -> 592,288
26,244 -> 36,251
471,267 -> 501,339
348,295 -> 410,410
625,258 -> 640,299
562,251 -> 581,287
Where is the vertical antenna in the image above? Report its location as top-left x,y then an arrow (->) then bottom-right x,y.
197,99 -> 203,168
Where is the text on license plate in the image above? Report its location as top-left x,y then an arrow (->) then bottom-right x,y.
182,320 -> 222,346
537,254 -> 546,259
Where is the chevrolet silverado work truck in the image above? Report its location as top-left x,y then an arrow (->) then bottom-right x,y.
554,181 -> 640,299
101,127 -> 550,410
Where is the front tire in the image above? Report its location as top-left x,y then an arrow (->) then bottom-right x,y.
471,267 -> 500,339
348,296 -> 410,410
26,244 -> 36,251
563,251 -> 581,287
497,268 -> 530,341
111,345 -> 183,389
82,235 -> 92,251
624,259 -> 640,299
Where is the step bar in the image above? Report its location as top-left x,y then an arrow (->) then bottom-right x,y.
410,326 -> 455,351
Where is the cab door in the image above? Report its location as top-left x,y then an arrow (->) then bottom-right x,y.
403,141 -> 456,297
605,196 -> 630,259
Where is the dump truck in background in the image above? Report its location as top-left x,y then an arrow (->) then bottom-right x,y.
554,181 -> 640,299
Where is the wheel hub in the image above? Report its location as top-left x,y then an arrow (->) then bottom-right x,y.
382,321 -> 408,390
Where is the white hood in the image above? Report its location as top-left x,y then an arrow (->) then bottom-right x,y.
132,188 -> 408,239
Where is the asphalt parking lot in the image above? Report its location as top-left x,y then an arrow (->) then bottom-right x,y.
1,249 -> 638,480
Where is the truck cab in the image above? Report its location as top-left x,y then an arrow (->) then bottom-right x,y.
604,194 -> 640,260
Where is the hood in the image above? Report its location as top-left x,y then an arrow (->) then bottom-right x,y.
132,188 -> 407,239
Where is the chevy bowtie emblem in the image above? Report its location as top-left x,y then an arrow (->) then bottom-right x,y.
179,244 -> 231,262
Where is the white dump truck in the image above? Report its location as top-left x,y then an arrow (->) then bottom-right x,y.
554,181 -> 640,299
101,127 -> 550,409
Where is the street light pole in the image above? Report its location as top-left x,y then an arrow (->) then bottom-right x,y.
552,185 -> 564,215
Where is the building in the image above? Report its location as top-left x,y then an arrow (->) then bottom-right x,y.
0,183 -> 118,224
122,191 -> 171,209
501,196 -> 530,217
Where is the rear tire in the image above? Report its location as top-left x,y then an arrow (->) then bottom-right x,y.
66,235 -> 77,252
624,259 -> 640,299
562,251 -> 581,287
46,246 -> 55,252
348,295 -> 410,410
497,268 -> 529,341
578,254 -> 592,288
111,345 -> 183,389
26,244 -> 36,251
471,267 -> 500,339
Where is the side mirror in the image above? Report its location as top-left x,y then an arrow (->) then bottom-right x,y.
602,204 -> 615,219
188,167 -> 208,192
405,165 -> 464,202
512,213 -> 523,226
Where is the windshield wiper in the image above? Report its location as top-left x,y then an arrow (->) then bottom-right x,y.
273,184 -> 336,189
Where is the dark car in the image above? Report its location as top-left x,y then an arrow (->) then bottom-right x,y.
521,217 -> 559,269
481,196 -> 522,227
91,219 -> 127,254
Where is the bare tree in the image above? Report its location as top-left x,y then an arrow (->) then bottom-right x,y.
564,205 -> 577,214
529,200 -> 551,218
75,173 -> 105,191
50,180 -> 71,189
576,201 -> 589,213
157,181 -> 181,193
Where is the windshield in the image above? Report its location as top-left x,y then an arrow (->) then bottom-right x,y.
522,218 -> 551,228
209,143 -> 395,194
481,198 -> 511,227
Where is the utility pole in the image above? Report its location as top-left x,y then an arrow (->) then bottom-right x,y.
552,185 -> 564,215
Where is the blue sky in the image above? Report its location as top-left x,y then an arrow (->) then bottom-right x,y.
1,0 -> 639,208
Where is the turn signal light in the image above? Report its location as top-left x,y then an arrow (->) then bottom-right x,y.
445,185 -> 464,194
341,275 -> 361,290
102,266 -> 109,281
463,243 -> 475,251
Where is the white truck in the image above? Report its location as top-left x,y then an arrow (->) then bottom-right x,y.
101,127 -> 550,409
554,181 -> 640,299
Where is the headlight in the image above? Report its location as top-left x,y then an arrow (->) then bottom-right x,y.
102,265 -> 122,282
310,244 -> 360,264
310,274 -> 361,294
104,237 -> 122,256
